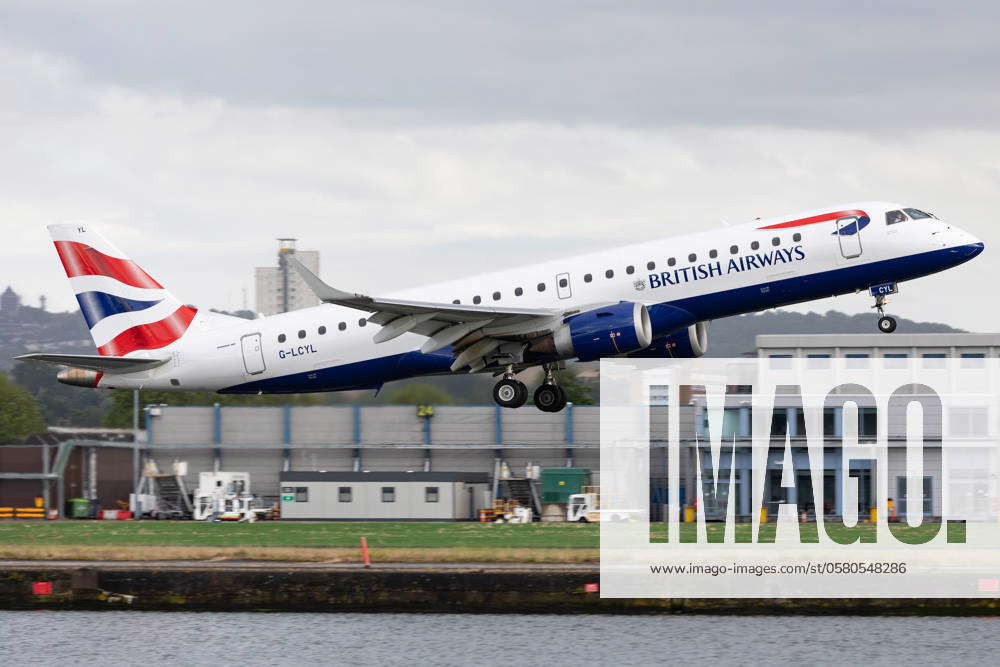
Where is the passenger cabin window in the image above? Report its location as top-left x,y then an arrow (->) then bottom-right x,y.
584,274 -> 592,283
278,334 -> 286,343
558,278 -> 568,288
667,258 -> 676,266
537,282 -> 546,292
425,486 -> 440,503
381,487 -> 395,503
709,249 -> 718,259
730,245 -> 738,254
338,322 -> 346,331
514,287 -> 523,296
626,265 -> 635,275
793,233 -> 801,242
751,241 -> 760,250
452,299 -> 460,304
492,291 -> 501,301
318,326 -> 326,335
605,269 -> 614,279
298,330 -> 306,339
338,487 -> 352,502
473,295 -> 482,304
687,253 -> 696,263
886,210 -> 907,225
904,208 -> 933,220
646,261 -> 655,270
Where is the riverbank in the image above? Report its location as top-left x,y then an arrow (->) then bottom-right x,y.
3,561 -> 999,615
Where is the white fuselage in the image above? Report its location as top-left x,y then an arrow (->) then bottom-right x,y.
95,201 -> 983,393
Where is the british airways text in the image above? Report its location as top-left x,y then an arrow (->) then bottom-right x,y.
648,245 -> 806,289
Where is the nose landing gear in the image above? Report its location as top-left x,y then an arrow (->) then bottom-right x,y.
873,293 -> 897,333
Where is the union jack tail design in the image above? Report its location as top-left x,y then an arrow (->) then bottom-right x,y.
48,224 -> 197,357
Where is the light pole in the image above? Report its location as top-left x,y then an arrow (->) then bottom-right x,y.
132,389 -> 141,518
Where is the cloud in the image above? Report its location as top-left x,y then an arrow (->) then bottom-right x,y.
0,3 -> 997,333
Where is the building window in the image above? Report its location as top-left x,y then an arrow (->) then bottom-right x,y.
772,237 -> 780,246
318,326 -> 326,335
583,274 -> 592,283
807,353 -> 831,369
514,287 -> 523,296
338,322 -> 346,331
667,257 -> 676,267
709,249 -> 718,259
558,278 -> 568,288
883,352 -> 908,369
425,486 -> 440,503
381,487 -> 395,503
295,487 -> 309,502
473,295 -> 482,304
793,233 -> 801,242
768,353 -> 792,369
537,282 -> 546,292
278,334 -> 286,343
751,241 -> 760,250
605,269 -> 614,279
492,291 -> 501,301
961,352 -> 986,368
895,476 -> 933,517
846,353 -> 869,369
625,266 -> 635,275
338,487 -> 352,502
298,330 -> 306,339
858,407 -> 878,437
358,318 -> 367,327
646,261 -> 655,270
923,352 -> 946,368
687,253 -> 696,263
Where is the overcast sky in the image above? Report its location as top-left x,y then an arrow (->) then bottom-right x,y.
2,1 -> 998,330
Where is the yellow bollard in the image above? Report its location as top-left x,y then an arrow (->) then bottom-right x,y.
684,506 -> 695,523
869,507 -> 878,523
759,506 -> 768,523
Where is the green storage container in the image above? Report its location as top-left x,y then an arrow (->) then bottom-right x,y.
68,497 -> 92,519
541,468 -> 591,503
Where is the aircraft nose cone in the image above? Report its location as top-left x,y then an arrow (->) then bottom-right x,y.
967,241 -> 985,257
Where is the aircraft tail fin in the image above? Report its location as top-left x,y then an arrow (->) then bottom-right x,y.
47,224 -> 198,357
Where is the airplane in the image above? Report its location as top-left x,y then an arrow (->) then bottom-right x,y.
17,201 -> 984,412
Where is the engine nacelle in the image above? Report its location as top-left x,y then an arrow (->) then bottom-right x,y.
628,321 -> 709,358
551,301 -> 653,362
56,367 -> 102,388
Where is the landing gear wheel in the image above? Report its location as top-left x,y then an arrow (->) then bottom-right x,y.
534,384 -> 567,412
493,378 -> 528,408
878,316 -> 897,333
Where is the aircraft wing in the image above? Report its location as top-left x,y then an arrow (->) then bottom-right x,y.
14,353 -> 169,373
288,256 -> 570,371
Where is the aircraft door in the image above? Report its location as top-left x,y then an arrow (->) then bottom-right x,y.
835,215 -> 864,259
241,333 -> 266,375
556,272 -> 572,299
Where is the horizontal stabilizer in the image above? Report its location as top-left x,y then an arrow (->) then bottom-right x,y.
14,353 -> 168,373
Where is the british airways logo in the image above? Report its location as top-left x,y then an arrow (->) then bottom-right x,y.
647,245 -> 806,289
832,215 -> 870,236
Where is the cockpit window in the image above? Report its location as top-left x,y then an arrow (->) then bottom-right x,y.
903,208 -> 933,220
886,210 -> 908,225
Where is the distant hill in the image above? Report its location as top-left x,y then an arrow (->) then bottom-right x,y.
705,310 -> 964,357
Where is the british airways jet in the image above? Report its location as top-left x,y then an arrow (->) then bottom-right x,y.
17,202 -> 984,412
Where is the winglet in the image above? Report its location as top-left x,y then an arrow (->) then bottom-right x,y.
286,256 -> 372,306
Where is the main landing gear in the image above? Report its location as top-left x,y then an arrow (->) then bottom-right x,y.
492,365 -> 568,412
873,293 -> 897,333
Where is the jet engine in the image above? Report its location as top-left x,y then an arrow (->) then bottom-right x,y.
627,321 -> 710,358
541,301 -> 653,362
